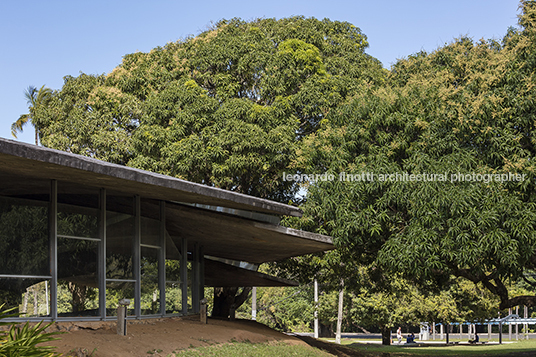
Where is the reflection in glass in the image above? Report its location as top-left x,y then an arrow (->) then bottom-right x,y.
165,282 -> 182,315
57,204 -> 98,238
141,217 -> 160,246
106,211 -> 134,280
0,197 -> 49,276
57,237 -> 99,317
106,282 -> 135,316
0,278 -> 50,317
141,247 -> 159,315
165,234 -> 182,315
187,261 -> 193,312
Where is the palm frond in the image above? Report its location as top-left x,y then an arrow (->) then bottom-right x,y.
11,114 -> 30,138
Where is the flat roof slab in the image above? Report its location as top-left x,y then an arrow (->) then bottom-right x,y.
0,138 -> 302,217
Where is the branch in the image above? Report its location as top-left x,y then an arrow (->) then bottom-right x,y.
500,295 -> 536,309
522,274 -> 536,288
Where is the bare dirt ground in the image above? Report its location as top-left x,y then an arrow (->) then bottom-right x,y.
47,316 -> 314,357
45,318 -> 536,357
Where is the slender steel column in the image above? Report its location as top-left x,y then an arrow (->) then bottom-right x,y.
192,243 -> 200,314
199,245 -> 204,300
134,195 -> 141,317
99,189 -> 106,319
49,180 -> 57,320
314,279 -> 319,338
181,238 -> 188,315
159,201 -> 166,316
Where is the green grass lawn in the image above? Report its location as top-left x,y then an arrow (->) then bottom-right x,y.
342,338 -> 536,356
171,341 -> 331,357
158,338 -> 536,357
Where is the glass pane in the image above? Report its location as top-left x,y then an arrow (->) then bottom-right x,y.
58,204 -> 99,238
165,234 -> 181,261
141,217 -> 160,246
141,247 -> 159,315
57,284 -> 99,317
165,259 -> 181,283
106,281 -> 135,316
187,261 -> 193,313
0,278 -> 50,317
106,193 -> 134,216
58,181 -> 99,209
141,199 -> 160,220
57,237 -> 99,317
165,282 -> 182,315
0,197 -> 49,275
106,211 -> 134,279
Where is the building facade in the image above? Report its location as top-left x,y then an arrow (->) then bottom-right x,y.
0,138 -> 332,321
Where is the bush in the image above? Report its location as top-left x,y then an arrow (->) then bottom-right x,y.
0,305 -> 62,357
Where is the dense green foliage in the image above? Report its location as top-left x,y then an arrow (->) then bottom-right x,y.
23,0 -> 536,337
33,17 -> 384,202
293,0 -> 536,310
12,85 -> 52,145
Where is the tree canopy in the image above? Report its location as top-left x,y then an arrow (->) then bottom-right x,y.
12,85 -> 53,145
33,16 -> 385,202
294,0 -> 536,310
28,2 -> 536,324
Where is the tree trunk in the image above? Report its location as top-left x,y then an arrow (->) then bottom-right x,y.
68,282 -> 87,313
335,279 -> 344,344
381,325 -> 392,345
212,287 -> 251,319
33,288 -> 38,316
22,289 -> 28,314
318,322 -> 334,338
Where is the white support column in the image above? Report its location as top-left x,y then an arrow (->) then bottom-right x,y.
525,305 -> 529,340
335,279 -> 344,344
251,287 -> 257,320
516,306 -> 519,340
440,324 -> 444,340
509,308 -> 512,340
314,279 -> 319,339
488,323 -> 491,341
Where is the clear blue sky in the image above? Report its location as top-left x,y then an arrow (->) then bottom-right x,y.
0,0 -> 520,145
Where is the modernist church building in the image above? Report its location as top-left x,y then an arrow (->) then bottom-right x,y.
0,138 -> 332,321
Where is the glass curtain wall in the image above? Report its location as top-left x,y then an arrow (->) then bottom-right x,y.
0,196 -> 50,317
0,173 -> 203,321
106,192 -> 135,317
56,181 -> 100,318
0,173 -> 51,318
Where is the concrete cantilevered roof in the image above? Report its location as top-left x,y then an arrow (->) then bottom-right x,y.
0,138 -> 333,266
165,202 -> 333,264
0,138 -> 302,217
204,258 -> 298,287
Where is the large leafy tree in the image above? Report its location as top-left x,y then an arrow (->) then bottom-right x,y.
32,16 -> 386,317
34,17 -> 385,202
296,0 -> 536,313
12,85 -> 53,145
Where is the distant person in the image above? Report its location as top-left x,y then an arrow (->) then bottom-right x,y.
469,332 -> 479,344
397,327 -> 402,344
406,332 -> 415,343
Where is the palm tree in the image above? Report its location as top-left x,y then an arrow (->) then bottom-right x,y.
12,85 -> 53,145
